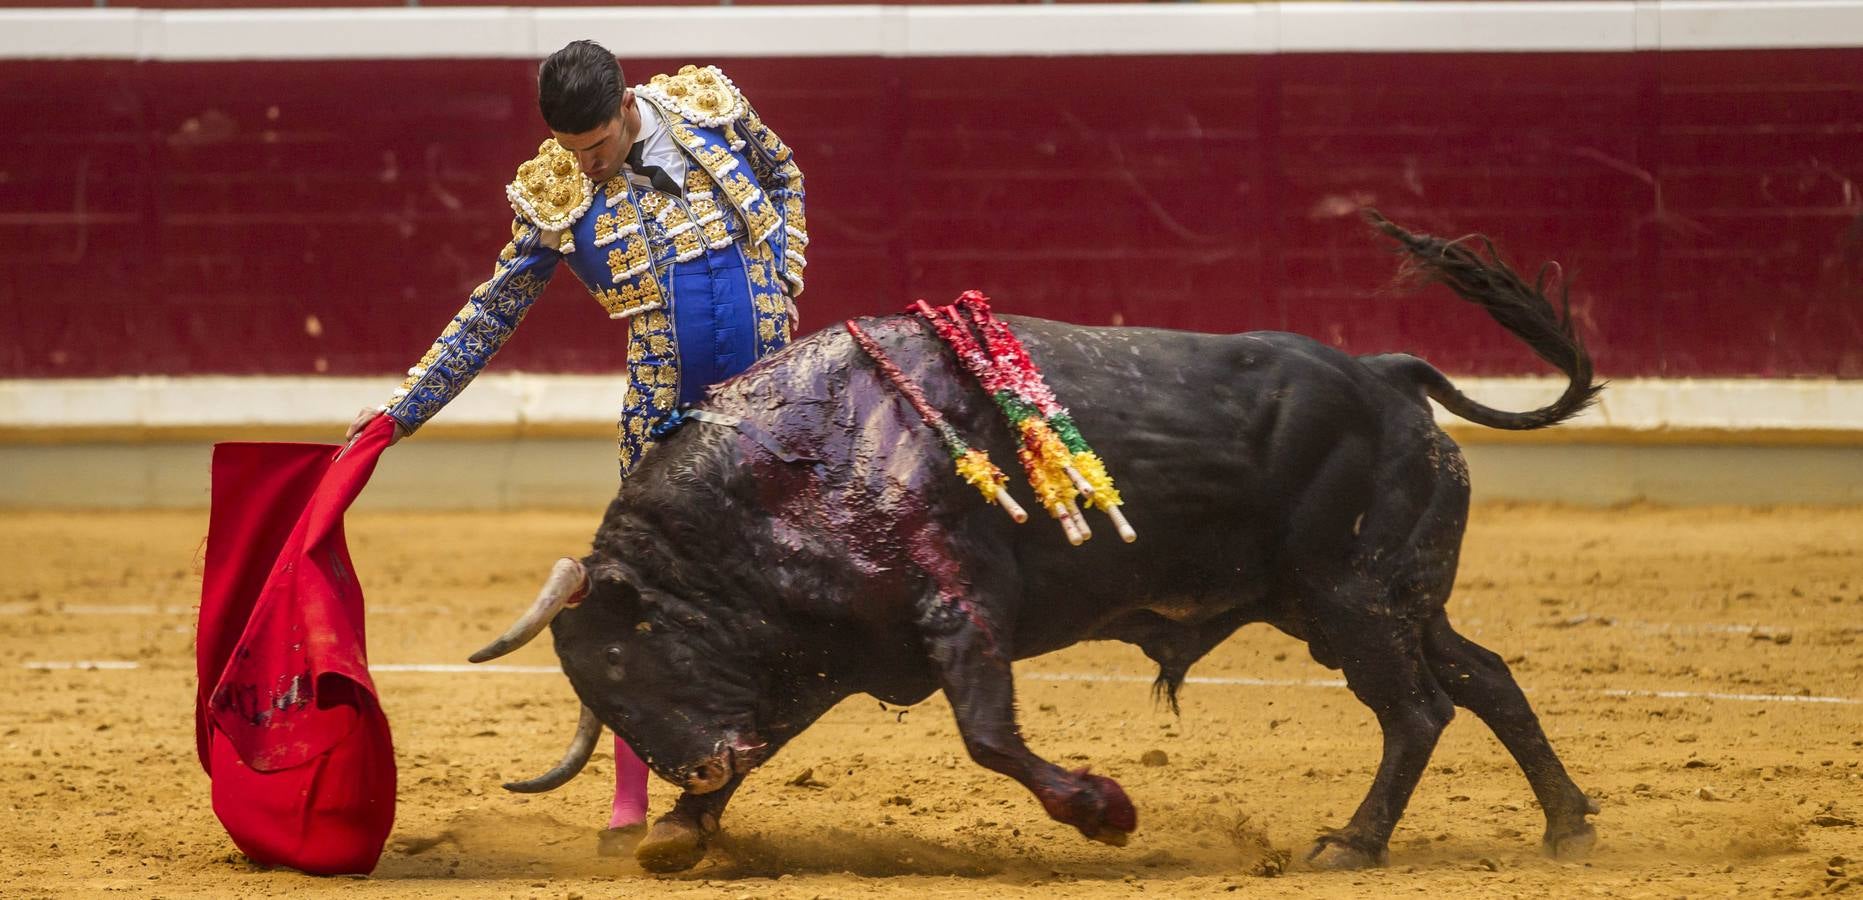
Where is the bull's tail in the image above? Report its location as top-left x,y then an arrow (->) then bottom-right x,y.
1362,209 -> 1604,431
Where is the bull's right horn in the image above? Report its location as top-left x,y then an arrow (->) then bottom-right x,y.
502,705 -> 603,793
469,557 -> 588,663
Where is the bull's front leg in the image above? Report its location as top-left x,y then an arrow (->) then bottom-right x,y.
634,779 -> 739,873
633,683 -> 847,873
917,593 -> 1138,845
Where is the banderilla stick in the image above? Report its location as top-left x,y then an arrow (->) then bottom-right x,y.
845,320 -> 1027,523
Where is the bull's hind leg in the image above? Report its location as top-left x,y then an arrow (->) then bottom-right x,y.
1422,612 -> 1599,858
1302,591 -> 1457,870
915,589 -> 1138,845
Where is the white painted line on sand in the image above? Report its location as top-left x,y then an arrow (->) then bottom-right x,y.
1023,672 -> 1351,689
1600,688 -> 1860,706
373,663 -> 562,675
0,603 -> 411,617
20,660 -> 1857,706
22,660 -> 142,670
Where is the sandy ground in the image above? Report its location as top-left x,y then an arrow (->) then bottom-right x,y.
0,503 -> 1859,899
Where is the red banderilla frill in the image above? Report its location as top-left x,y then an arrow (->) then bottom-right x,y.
844,319 -> 1027,523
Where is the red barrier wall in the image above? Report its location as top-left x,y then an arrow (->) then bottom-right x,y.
3,51 -> 1860,379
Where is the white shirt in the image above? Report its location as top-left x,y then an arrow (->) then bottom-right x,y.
625,101 -> 689,194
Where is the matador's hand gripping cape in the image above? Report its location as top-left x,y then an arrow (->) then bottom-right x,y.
195,416 -> 397,874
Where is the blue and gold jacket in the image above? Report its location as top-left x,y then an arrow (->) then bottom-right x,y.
382,65 -> 807,435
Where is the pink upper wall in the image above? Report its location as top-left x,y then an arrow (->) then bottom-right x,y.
2,50 -> 1859,379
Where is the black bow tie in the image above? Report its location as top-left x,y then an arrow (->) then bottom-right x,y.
625,144 -> 684,197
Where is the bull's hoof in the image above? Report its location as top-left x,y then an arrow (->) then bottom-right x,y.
1543,821 -> 1598,860
1305,835 -> 1386,871
1057,770 -> 1138,845
635,820 -> 707,873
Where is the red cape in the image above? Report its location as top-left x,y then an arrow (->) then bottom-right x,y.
195,416 -> 397,874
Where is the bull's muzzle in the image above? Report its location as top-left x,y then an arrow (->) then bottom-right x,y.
678,736 -> 769,795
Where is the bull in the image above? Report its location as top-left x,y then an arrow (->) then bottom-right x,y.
470,212 -> 1604,873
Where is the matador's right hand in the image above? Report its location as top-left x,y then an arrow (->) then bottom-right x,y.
346,406 -> 408,447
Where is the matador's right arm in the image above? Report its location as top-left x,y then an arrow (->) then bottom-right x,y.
378,141 -> 592,436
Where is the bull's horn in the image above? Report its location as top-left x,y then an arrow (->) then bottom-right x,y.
502,705 -> 603,793
469,557 -> 588,663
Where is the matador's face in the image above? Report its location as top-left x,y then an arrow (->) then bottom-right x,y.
552,90 -> 639,184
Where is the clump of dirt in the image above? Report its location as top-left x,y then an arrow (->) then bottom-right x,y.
708,828 -> 1011,879
1723,812 -> 1807,859
1224,814 -> 1291,877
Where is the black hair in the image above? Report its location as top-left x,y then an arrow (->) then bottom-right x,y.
538,40 -> 625,134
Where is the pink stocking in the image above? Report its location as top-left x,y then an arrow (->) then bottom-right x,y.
608,735 -> 650,829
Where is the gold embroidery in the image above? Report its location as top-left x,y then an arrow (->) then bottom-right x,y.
594,212 -> 620,245
717,170 -> 781,243
637,65 -> 747,128
630,309 -> 675,348
607,240 -> 642,279
689,142 -> 737,174
507,139 -> 594,231
594,278 -> 664,318
783,196 -> 808,240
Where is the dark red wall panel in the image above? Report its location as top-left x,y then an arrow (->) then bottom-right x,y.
2,51 -> 1860,379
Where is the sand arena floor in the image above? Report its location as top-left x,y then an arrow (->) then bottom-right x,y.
0,503 -> 1859,898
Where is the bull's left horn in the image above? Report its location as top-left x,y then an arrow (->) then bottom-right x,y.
502,705 -> 602,793
469,557 -> 588,663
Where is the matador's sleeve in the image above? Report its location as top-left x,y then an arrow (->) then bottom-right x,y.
736,101 -> 807,298
380,140 -> 592,435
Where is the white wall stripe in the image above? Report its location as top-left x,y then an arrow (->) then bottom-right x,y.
22,660 -> 1860,706
4,375 -> 1857,436
4,2 -> 1863,61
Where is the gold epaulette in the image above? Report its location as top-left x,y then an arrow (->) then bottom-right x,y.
634,65 -> 747,129
506,139 -> 594,233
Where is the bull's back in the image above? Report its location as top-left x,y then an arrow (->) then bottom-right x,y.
994,319 -> 1440,645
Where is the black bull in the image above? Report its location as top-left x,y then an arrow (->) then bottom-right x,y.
470,213 -> 1605,872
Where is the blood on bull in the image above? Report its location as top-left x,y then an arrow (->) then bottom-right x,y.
469,211 -> 1604,873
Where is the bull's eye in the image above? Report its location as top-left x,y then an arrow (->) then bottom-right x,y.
605,646 -> 623,667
